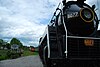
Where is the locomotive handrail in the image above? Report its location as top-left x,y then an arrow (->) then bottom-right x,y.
61,1 -> 68,58
67,36 -> 100,39
47,26 -> 50,58
49,3 -> 61,24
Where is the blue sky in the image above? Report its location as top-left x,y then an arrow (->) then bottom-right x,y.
0,0 -> 100,47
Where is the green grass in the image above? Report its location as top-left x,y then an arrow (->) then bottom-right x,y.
0,55 -> 6,60
0,50 -> 9,60
22,50 -> 38,56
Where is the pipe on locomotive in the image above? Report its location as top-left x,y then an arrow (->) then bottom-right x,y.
62,0 -> 86,6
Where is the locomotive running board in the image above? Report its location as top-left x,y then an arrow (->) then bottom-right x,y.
67,36 -> 100,39
69,58 -> 100,60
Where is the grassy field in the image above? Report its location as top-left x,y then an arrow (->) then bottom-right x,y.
0,49 -> 38,60
22,50 -> 38,56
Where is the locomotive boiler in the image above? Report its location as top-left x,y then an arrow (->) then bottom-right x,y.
39,0 -> 100,67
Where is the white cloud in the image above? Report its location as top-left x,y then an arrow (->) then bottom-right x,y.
0,0 -> 61,47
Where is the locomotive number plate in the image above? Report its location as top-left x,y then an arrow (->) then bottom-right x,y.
84,39 -> 94,46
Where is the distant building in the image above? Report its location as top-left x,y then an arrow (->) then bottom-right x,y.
0,47 -> 3,49
29,46 -> 35,52
11,44 -> 19,50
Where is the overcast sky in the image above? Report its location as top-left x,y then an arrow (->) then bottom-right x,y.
0,0 -> 100,47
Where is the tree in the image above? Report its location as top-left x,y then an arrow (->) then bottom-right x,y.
0,39 -> 7,49
0,39 -> 3,45
10,38 -> 23,48
0,39 -> 3,49
6,43 -> 11,49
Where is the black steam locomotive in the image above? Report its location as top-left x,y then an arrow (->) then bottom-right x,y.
39,0 -> 100,67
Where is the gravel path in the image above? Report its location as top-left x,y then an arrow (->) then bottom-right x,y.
0,55 -> 43,67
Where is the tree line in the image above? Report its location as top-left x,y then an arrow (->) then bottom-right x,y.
0,38 -> 23,50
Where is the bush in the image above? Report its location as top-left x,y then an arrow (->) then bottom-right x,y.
6,51 -> 11,58
6,50 -> 21,59
0,50 -> 22,60
0,50 -> 9,61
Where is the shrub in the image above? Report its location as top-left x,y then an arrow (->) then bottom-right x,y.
6,50 -> 21,59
